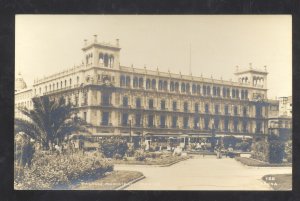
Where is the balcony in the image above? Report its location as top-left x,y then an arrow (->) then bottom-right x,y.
159,125 -> 168,129
101,122 -> 112,126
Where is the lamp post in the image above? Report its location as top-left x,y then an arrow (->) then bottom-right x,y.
129,119 -> 132,143
211,122 -> 216,152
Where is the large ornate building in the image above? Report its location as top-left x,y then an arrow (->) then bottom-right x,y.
16,35 -> 276,139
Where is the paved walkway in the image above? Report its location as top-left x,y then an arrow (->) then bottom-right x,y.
114,155 -> 292,190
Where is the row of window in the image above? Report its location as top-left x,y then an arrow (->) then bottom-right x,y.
35,76 -> 81,94
121,96 -> 251,116
99,112 -> 263,133
119,75 -> 249,99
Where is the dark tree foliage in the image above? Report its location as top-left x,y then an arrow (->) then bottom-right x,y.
15,96 -> 90,149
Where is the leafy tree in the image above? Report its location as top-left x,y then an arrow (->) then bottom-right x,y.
15,96 -> 90,149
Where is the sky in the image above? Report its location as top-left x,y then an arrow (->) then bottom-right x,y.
15,15 -> 292,99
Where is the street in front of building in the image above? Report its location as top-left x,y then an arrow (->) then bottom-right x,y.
115,156 -> 292,190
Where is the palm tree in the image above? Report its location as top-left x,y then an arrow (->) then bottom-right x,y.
15,96 -> 90,150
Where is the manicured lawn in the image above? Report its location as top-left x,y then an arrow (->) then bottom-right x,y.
74,170 -> 144,190
235,157 -> 292,167
262,174 -> 292,190
112,155 -> 189,166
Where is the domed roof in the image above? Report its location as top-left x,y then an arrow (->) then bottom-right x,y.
15,72 -> 27,91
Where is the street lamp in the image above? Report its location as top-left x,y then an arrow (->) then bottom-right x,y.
129,118 -> 132,143
211,122 -> 216,152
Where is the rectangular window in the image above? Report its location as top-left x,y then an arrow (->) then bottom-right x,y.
173,101 -> 177,111
122,113 -> 129,126
161,100 -> 166,110
195,103 -> 199,113
225,105 -> 229,115
184,102 -> 188,112
102,112 -> 109,125
102,94 -> 110,106
148,115 -> 154,127
172,116 -> 177,128
194,117 -> 199,129
136,98 -> 141,108
83,112 -> 87,121
183,117 -> 189,128
135,114 -> 141,126
149,99 -> 154,109
215,105 -> 219,114
243,107 -> 247,116
224,118 -> 229,131
205,104 -> 209,113
160,115 -> 166,128
234,106 -> 238,115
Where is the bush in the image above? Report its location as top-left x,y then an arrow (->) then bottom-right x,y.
99,138 -> 128,158
235,141 -> 251,152
14,152 -> 113,190
269,140 -> 285,163
251,138 -> 285,164
134,149 -> 146,161
285,140 -> 292,163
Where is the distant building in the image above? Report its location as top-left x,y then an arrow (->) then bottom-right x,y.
15,35 -> 281,140
15,73 -> 33,120
279,96 -> 292,117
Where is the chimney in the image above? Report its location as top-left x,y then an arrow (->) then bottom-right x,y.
94,34 -> 98,43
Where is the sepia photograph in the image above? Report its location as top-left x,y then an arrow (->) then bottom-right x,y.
14,15 -> 292,191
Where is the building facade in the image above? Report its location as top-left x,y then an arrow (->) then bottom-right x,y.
17,36 -> 274,139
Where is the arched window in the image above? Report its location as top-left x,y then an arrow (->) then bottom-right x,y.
139,78 -> 143,88
223,88 -> 226,97
99,53 -> 104,64
61,81 -> 63,88
181,83 -> 186,92
217,87 -> 220,96
104,54 -> 109,67
133,77 -> 138,88
151,79 -> 156,90
203,85 -> 207,95
175,82 -> 179,92
146,79 -> 151,89
227,88 -> 230,98
192,84 -> 196,94
207,86 -> 211,95
53,83 -> 55,90
232,89 -> 236,98
126,76 -> 131,87
49,84 -> 51,91
109,55 -> 114,68
245,90 -> 248,99
213,86 -> 216,96
236,89 -> 239,98
120,75 -> 126,86
163,81 -> 168,91
241,90 -> 245,99
158,80 -> 163,90
197,85 -> 201,94
170,81 -> 174,92
186,83 -> 190,93
65,80 -> 67,87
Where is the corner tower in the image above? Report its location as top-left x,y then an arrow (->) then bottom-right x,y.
81,35 -> 121,69
234,63 -> 268,89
